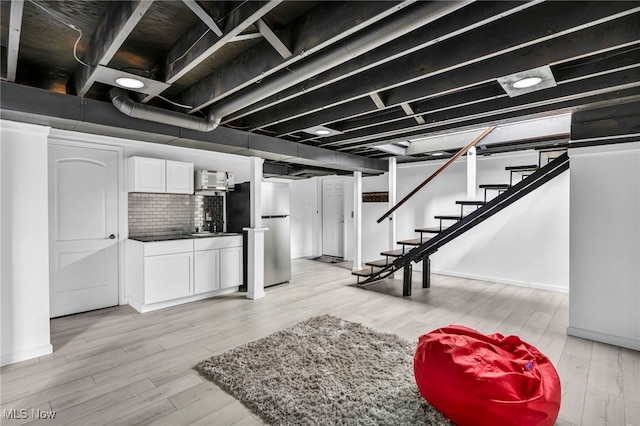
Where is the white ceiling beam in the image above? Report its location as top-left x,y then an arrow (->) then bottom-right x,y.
400,102 -> 426,124
230,32 -> 263,42
256,18 -> 292,59
182,0 -> 223,37
370,93 -> 386,109
6,0 -> 25,82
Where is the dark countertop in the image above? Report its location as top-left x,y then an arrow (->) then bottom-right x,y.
129,232 -> 241,242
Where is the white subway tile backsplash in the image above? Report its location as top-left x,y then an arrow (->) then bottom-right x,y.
128,193 -> 223,237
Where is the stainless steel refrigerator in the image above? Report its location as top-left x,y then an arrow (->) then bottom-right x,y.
226,181 -> 291,288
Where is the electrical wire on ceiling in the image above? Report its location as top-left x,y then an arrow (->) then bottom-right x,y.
158,95 -> 193,109
168,0 -> 250,67
27,0 -> 92,68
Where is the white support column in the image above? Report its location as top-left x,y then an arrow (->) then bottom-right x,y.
246,157 -> 266,299
249,157 -> 263,228
388,157 -> 397,250
352,171 -> 362,271
467,146 -> 477,200
244,227 -> 268,300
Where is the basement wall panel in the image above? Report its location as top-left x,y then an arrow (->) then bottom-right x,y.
568,142 -> 640,351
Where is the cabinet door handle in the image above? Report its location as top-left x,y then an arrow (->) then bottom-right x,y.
107,234 -> 116,239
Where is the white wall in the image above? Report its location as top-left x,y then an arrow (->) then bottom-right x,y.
568,142 -> 640,351
1,120 -> 53,365
289,175 -> 355,260
360,151 -> 570,291
288,178 -> 319,259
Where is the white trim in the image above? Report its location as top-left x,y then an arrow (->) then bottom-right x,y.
128,287 -> 239,313
1,344 -> 53,367
567,326 -> 640,352
431,268 -> 569,293
0,119 -> 51,136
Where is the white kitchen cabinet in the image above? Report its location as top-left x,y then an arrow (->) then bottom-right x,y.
144,252 -> 192,303
194,235 -> 243,293
128,156 -> 193,194
194,249 -> 220,293
126,235 -> 243,313
220,246 -> 243,288
166,160 -> 194,194
128,156 -> 165,193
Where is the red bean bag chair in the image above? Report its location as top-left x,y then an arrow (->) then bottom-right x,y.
414,325 -> 560,426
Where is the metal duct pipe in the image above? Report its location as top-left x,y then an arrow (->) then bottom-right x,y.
207,1 -> 471,123
109,88 -> 220,132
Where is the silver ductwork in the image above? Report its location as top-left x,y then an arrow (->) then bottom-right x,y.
109,88 -> 220,132
109,2 -> 468,130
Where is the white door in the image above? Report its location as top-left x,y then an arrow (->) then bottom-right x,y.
49,144 -> 119,317
322,179 -> 344,257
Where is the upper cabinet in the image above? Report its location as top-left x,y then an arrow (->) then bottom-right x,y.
128,156 -> 193,194
166,160 -> 194,194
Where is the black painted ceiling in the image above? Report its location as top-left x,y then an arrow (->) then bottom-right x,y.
1,1 -> 639,174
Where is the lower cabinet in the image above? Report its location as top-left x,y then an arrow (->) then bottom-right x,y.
144,252 -> 193,303
126,235 -> 243,313
193,236 -> 243,293
194,249 -> 220,293
220,246 -> 243,288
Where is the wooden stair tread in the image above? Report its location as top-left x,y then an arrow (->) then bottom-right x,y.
505,164 -> 538,172
381,248 -> 408,257
455,200 -> 486,205
352,269 -> 374,277
479,184 -> 511,189
398,237 -> 430,246
434,215 -> 462,220
415,226 -> 447,233
365,259 -> 390,267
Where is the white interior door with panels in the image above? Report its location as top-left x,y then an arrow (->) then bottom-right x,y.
322,178 -> 344,257
49,144 -> 120,317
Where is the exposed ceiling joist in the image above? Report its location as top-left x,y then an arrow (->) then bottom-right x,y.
202,1 -> 470,126
3,0 -> 640,174
147,0 -> 281,100
225,0 -> 536,125
246,8 -> 640,135
255,18 -> 292,59
179,0 -> 418,113
6,0 -> 25,82
332,80 -> 640,152
182,0 -> 222,37
69,0 -> 154,97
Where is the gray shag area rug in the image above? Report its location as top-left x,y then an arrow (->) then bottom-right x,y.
196,315 -> 453,425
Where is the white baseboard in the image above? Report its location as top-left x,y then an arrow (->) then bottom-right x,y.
567,326 -> 640,351
431,268 -> 569,293
1,343 -> 53,367
128,288 -> 238,313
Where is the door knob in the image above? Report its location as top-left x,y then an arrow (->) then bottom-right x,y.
107,234 -> 116,239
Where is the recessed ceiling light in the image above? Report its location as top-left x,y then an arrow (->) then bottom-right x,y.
431,152 -> 444,156
115,77 -> 144,89
302,125 -> 343,137
513,77 -> 542,89
497,65 -> 557,98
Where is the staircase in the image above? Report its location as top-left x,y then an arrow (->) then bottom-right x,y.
352,151 -> 569,296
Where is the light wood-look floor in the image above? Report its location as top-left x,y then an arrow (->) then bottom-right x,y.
1,259 -> 638,426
